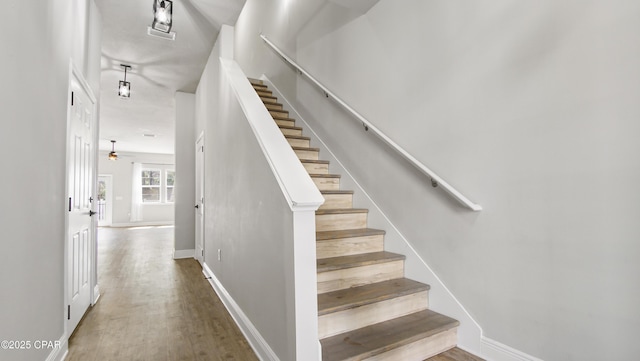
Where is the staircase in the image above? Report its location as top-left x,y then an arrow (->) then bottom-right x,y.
250,79 -> 460,361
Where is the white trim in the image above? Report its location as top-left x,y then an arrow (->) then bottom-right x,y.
46,333 -> 68,361
220,58 -> 324,212
93,284 -> 100,304
173,248 -> 195,259
481,337 -> 544,361
107,221 -> 174,228
202,263 -> 279,361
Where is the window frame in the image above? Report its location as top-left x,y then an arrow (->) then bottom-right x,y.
141,168 -> 162,203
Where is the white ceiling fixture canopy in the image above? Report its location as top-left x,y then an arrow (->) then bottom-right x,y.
95,0 -> 246,155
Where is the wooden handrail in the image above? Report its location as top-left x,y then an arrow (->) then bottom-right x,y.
260,35 -> 482,211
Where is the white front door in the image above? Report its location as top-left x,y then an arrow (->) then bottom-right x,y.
66,68 -> 96,333
195,134 -> 205,264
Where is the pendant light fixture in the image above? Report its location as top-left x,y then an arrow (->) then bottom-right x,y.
152,0 -> 173,33
108,140 -> 118,161
118,64 -> 131,98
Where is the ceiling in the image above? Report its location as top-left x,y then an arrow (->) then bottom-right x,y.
95,0 -> 246,155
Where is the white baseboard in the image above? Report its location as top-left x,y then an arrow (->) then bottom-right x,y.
107,221 -> 174,228
481,337 -> 544,361
92,284 -> 100,304
202,263 -> 279,361
173,248 -> 195,259
46,333 -> 68,361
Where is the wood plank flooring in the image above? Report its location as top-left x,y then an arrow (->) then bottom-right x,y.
66,226 -> 258,361
426,347 -> 485,361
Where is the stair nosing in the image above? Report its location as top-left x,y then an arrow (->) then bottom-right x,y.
316,208 -> 366,215
310,174 -> 341,179
278,125 -> 302,130
321,190 -> 353,195
317,251 -> 404,273
318,278 -> 430,316
301,160 -> 330,164
292,146 -> 320,151
285,135 -> 310,140
316,228 -> 385,241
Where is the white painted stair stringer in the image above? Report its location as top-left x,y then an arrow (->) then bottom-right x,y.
260,75 -> 484,357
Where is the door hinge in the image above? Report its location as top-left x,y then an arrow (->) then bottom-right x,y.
201,250 -> 204,257
71,92 -> 74,106
68,197 -> 72,212
201,145 -> 204,152
67,305 -> 70,320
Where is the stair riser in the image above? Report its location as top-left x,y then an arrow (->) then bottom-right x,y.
319,193 -> 353,210
361,327 -> 457,361
287,138 -> 310,148
253,86 -> 268,92
256,90 -> 272,97
261,97 -> 278,104
294,149 -> 319,161
316,234 -> 383,259
265,103 -> 283,111
270,110 -> 289,118
316,212 -> 366,232
312,177 -> 340,191
317,260 -> 404,294
280,128 -> 302,136
275,119 -> 295,127
318,291 -> 429,339
303,162 -> 329,174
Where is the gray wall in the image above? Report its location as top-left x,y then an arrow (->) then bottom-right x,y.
0,0 -> 101,360
195,26 -> 300,360
174,92 -> 196,252
98,151 -> 175,225
233,1 -> 640,360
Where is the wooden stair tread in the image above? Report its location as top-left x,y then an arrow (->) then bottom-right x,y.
318,278 -> 430,316
278,125 -> 302,131
317,251 -> 404,272
321,309 -> 459,361
252,84 -> 268,90
272,115 -> 295,121
302,160 -> 330,164
248,78 -> 263,85
260,95 -> 277,100
310,174 -> 341,179
285,135 -> 310,140
316,208 -> 367,215
292,146 -> 320,151
321,190 -> 354,195
316,228 -> 385,241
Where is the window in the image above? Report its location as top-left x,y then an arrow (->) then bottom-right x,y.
141,169 -> 161,202
166,170 -> 175,203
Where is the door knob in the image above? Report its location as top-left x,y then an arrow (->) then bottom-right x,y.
194,204 -> 199,209
89,210 -> 97,217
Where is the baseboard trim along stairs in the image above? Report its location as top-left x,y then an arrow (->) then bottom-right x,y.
250,78 -> 461,361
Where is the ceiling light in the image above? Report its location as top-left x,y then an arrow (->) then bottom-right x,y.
118,64 -> 131,98
152,0 -> 173,33
108,140 -> 118,161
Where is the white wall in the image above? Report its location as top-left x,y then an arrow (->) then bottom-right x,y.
0,1 -> 101,360
233,1 -> 640,360
98,152 -> 175,226
174,92 -> 196,253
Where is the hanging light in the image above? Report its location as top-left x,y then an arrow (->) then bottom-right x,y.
118,65 -> 131,98
152,0 -> 173,33
118,64 -> 131,98
108,140 -> 118,161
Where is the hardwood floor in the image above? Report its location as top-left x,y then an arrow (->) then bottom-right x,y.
426,347 -> 485,361
66,226 -> 258,361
